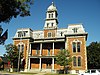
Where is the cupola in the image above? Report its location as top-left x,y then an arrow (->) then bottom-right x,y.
44,2 -> 58,29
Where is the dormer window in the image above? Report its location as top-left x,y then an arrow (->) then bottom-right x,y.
60,32 -> 63,36
18,31 -> 28,37
72,28 -> 78,33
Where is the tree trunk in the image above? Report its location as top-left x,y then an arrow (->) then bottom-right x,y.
64,66 -> 65,74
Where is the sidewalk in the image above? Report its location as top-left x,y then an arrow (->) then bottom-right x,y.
34,72 -> 46,75
0,71 -> 46,75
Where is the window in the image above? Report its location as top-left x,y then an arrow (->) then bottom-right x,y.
72,28 -> 78,33
48,32 -> 52,37
18,45 -> 20,51
18,32 -> 22,37
51,23 -> 54,27
18,31 -> 27,37
72,42 -> 81,53
73,56 -> 77,66
51,13 -> 53,18
76,70 -> 79,73
61,32 -> 63,36
21,45 -> 24,52
47,23 -> 49,27
18,45 -> 24,52
73,56 -> 82,67
78,57 -> 81,66
49,14 -> 51,18
77,42 -> 80,52
73,42 -> 76,52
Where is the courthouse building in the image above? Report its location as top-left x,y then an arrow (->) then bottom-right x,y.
13,2 -> 88,74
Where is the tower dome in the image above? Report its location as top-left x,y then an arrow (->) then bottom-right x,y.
47,2 -> 57,11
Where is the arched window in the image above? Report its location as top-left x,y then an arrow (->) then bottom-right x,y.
21,45 -> 24,52
72,42 -> 76,52
51,13 -> 53,18
18,45 -> 20,51
73,56 -> 77,66
78,57 -> 81,66
77,42 -> 80,52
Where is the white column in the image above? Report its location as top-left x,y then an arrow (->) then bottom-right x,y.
28,58 -> 30,70
52,58 -> 54,70
65,40 -> 67,50
39,58 -> 41,71
40,43 -> 42,56
29,43 -> 31,56
52,42 -> 54,55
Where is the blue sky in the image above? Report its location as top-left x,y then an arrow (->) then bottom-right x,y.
0,0 -> 100,56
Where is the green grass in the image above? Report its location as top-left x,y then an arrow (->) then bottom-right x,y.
44,73 -> 77,75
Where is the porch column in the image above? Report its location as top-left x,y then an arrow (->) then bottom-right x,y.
39,58 -> 41,71
40,43 -> 42,56
52,58 -> 54,70
28,58 -> 30,70
29,43 -> 31,56
52,42 -> 54,55
65,41 -> 67,50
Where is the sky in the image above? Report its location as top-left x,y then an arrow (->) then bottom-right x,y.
0,0 -> 100,56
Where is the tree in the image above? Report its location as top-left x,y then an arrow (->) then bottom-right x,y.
56,49 -> 72,74
87,42 -> 100,69
5,43 -> 19,68
0,57 -> 3,69
0,0 -> 33,23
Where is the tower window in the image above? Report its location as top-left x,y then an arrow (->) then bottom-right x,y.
51,13 -> 53,18
49,14 -> 51,18
51,23 -> 54,27
47,23 -> 49,27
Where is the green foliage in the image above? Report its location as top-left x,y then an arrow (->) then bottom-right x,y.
56,49 -> 72,66
56,49 -> 72,74
5,43 -> 19,67
0,58 -> 3,66
0,0 -> 33,23
87,42 -> 100,69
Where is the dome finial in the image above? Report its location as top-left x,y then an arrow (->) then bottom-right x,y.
52,2 -> 54,6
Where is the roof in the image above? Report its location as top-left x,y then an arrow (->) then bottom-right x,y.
47,2 -> 57,11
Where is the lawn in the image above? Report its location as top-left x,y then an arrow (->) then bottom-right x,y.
44,73 -> 77,75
